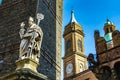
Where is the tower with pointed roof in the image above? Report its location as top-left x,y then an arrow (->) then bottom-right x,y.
63,11 -> 87,79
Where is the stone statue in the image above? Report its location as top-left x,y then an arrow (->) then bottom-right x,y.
87,53 -> 97,66
19,17 -> 43,62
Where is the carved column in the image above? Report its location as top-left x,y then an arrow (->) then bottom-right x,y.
111,68 -> 117,80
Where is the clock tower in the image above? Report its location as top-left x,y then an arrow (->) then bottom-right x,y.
63,11 -> 87,79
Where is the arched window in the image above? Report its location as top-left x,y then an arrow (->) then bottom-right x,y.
80,64 -> 83,72
114,62 -> 120,80
110,27 -> 113,32
100,66 -> 112,80
106,28 -> 109,34
78,40 -> 82,51
66,40 -> 71,49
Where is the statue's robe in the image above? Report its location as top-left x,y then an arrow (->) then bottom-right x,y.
19,23 -> 43,60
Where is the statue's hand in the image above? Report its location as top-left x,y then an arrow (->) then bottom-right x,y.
20,22 -> 25,28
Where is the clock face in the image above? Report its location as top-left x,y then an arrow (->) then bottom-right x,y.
66,63 -> 73,74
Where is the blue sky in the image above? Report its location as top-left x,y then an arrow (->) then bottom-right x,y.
62,0 -> 120,57
0,0 -> 2,4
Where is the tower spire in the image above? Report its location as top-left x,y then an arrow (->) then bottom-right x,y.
104,18 -> 114,26
70,10 -> 78,23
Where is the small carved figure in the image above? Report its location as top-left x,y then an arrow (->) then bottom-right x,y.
19,17 -> 43,62
87,53 -> 97,66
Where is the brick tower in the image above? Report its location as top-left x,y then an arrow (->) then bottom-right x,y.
94,19 -> 120,80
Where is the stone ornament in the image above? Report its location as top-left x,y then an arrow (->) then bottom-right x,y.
19,16 -> 43,62
37,13 -> 44,25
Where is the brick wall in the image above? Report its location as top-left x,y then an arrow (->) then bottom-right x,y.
37,0 -> 63,80
0,0 -> 37,77
0,0 -> 63,80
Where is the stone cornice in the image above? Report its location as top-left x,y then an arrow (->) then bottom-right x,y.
63,29 -> 84,37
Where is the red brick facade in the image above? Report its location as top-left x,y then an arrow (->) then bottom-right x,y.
94,20 -> 120,80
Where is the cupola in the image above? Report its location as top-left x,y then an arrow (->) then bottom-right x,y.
104,19 -> 115,34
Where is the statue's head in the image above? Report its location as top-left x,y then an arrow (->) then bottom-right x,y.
28,16 -> 34,26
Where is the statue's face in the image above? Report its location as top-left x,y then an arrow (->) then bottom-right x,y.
28,17 -> 34,26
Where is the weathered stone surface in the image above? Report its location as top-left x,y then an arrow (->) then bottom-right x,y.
0,0 -> 63,80
0,0 -> 38,77
0,68 -> 48,80
16,58 -> 39,72
64,70 -> 98,80
94,23 -> 120,80
37,0 -> 63,80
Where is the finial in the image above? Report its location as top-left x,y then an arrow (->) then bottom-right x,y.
106,18 -> 110,22
37,13 -> 44,25
104,18 -> 114,26
71,10 -> 74,14
70,10 -> 78,23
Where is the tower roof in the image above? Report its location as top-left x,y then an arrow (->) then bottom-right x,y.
70,10 -> 78,24
104,19 -> 114,26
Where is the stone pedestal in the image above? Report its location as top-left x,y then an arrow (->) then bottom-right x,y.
16,58 -> 39,72
0,58 -> 48,80
0,68 -> 48,80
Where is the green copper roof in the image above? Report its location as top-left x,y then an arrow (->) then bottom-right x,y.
104,33 -> 113,44
104,19 -> 114,26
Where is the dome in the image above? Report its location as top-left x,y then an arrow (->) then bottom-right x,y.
104,19 -> 114,26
